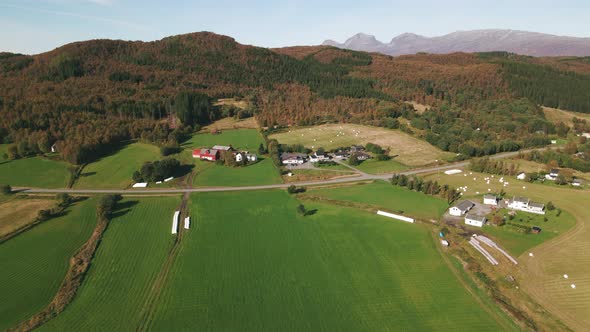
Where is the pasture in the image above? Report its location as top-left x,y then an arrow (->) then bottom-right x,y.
184,128 -> 263,152
355,158 -> 409,174
0,198 -> 97,331
41,196 -> 180,331
269,123 -> 452,166
0,197 -> 54,238
424,170 -> 590,330
193,158 -> 282,187
149,190 -> 510,331
0,146 -> 70,188
306,181 -> 448,221
74,142 -> 160,189
542,106 -> 590,126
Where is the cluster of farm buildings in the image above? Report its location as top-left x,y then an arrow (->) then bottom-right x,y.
450,194 -> 546,228
280,145 -> 369,165
192,145 -> 257,163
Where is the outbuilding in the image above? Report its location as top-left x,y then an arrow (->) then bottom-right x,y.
516,172 -> 526,180
483,194 -> 498,206
449,200 -> 474,216
465,214 -> 487,227
193,148 -> 220,161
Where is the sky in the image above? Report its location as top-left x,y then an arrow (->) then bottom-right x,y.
1,0 -> 589,54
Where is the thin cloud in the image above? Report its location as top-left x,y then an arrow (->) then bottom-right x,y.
0,3 -> 150,32
86,0 -> 114,6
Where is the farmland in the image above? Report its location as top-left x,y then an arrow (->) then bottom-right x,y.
0,145 -> 70,188
149,190 -> 511,331
184,128 -> 264,152
424,170 -> 590,330
41,196 -> 179,331
0,197 -> 54,238
0,198 -> 97,331
305,181 -> 449,221
354,158 -> 409,174
269,124 -> 453,166
74,142 -> 161,189
193,158 -> 282,186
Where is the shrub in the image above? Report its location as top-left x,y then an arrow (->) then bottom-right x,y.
296,204 -> 307,216
0,184 -> 11,195
546,201 -> 555,211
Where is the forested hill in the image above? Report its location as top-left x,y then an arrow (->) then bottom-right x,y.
0,32 -> 589,164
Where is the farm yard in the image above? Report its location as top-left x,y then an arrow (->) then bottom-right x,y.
0,198 -> 97,331
0,197 -> 54,238
149,190 -> 512,331
74,142 -> 161,189
424,169 -> 590,330
0,145 -> 70,188
40,197 -> 179,331
304,181 -> 449,221
269,124 -> 453,167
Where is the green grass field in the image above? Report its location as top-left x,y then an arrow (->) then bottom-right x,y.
307,181 -> 449,221
74,143 -> 161,189
482,209 -> 576,256
0,198 -> 97,331
193,158 -> 282,187
149,190 -> 509,331
41,196 -> 180,331
355,158 -> 410,174
184,128 -> 263,151
0,145 -> 70,188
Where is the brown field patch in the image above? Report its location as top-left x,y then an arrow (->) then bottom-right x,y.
542,106 -> 590,127
0,198 -> 54,237
201,117 -> 258,132
405,101 -> 431,114
214,98 -> 249,109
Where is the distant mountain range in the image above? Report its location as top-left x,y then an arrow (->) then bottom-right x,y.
322,29 -> 590,57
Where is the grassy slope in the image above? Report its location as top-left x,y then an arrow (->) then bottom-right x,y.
74,143 -> 161,189
269,124 -> 452,166
184,128 -> 263,151
40,197 -> 179,331
0,197 -> 54,238
150,190 -> 506,331
186,129 -> 282,186
307,181 -> 449,221
355,158 -> 410,174
0,145 -> 70,188
0,198 -> 97,331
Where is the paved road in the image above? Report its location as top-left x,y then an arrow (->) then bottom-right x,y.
19,148 -> 540,195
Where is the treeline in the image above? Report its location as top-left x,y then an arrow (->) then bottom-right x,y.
390,174 -> 460,204
500,61 -> 590,113
519,148 -> 590,172
470,158 -> 520,176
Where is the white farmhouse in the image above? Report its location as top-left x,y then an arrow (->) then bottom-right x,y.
507,196 -> 545,215
235,152 -> 257,163
465,214 -> 487,227
281,152 -> 306,165
483,194 -> 498,206
545,168 -> 559,181
449,201 -> 475,217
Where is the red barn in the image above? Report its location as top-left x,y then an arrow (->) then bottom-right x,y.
192,148 -> 220,161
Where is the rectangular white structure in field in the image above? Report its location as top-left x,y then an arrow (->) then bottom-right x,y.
377,210 -> 414,223
172,211 -> 180,234
132,182 -> 148,188
184,217 -> 190,229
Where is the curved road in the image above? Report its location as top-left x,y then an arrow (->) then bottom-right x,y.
19,148 -> 536,194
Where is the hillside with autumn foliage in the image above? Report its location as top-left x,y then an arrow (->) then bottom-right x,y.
1,32 -> 589,164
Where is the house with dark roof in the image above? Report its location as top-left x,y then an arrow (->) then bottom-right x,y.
449,200 -> 474,216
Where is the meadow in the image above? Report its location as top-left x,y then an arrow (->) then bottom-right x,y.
0,197 -> 54,238
542,106 -> 590,126
149,190 -> 511,331
40,196 -> 179,331
184,128 -> 263,152
483,209 -> 576,256
355,158 -> 410,174
424,170 -> 590,330
305,181 -> 449,221
0,145 -> 70,188
74,142 -> 161,189
269,124 -> 453,166
193,158 -> 282,187
0,198 -> 97,331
